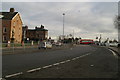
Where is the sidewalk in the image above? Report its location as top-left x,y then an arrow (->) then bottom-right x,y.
2,44 -> 74,55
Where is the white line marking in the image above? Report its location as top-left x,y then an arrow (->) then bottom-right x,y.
35,67 -> 41,71
27,68 -> 41,73
60,61 -> 66,64
72,58 -> 77,60
72,53 -> 91,60
76,57 -> 79,59
65,60 -> 70,62
5,53 -> 92,78
85,54 -> 89,55
42,65 -> 52,69
109,49 -> 118,58
27,69 -> 37,73
53,63 -> 60,66
5,72 -> 23,78
79,55 -> 84,58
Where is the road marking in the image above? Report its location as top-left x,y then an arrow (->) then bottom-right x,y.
72,58 -> 77,60
72,53 -> 91,61
79,55 -> 84,58
35,67 -> 41,71
60,61 -> 66,64
5,72 -> 23,78
109,49 -> 118,58
27,68 -> 41,73
42,65 -> 52,69
65,60 -> 70,62
76,57 -> 80,59
53,63 -> 60,66
5,52 -> 92,78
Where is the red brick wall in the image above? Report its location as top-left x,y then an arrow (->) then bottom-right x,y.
2,13 -> 22,43
2,20 -> 11,43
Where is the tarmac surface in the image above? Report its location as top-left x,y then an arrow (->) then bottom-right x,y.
3,45 -> 119,79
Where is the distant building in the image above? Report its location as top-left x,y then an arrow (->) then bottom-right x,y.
0,8 -> 23,43
22,25 -> 28,41
22,25 -> 48,42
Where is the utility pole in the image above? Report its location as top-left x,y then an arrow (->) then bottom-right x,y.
63,13 -> 65,37
73,30 -> 74,39
99,34 -> 102,43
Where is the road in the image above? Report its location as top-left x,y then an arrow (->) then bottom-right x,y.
2,45 -> 119,78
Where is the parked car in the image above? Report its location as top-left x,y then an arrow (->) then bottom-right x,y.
38,41 -> 52,49
99,42 -> 106,46
109,42 -> 119,47
118,43 -> 120,47
55,42 -> 62,46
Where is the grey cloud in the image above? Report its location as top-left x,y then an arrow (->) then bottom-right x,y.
1,2 -> 118,40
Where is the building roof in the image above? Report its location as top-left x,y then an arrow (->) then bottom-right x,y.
28,28 -> 48,31
36,28 -> 48,31
0,12 -> 18,20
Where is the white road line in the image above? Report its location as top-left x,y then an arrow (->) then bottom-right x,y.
79,55 -> 84,58
60,61 -> 66,64
5,53 -> 92,78
53,63 -> 60,66
27,68 -> 41,73
65,60 -> 70,62
35,67 -> 41,71
109,49 -> 118,58
80,54 -> 88,57
85,54 -> 89,55
42,65 -> 52,69
76,57 -> 80,59
5,72 -> 23,78
72,58 -> 77,60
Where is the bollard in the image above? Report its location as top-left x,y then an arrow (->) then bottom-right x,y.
31,41 -> 34,46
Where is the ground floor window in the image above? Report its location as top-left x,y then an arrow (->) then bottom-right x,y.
3,36 -> 7,41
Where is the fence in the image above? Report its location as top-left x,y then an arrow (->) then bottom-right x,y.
1,42 -> 74,55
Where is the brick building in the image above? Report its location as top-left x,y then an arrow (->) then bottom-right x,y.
22,25 -> 48,42
0,8 -> 23,43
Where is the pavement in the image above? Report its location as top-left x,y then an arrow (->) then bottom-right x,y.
2,44 -> 73,55
3,45 -> 119,79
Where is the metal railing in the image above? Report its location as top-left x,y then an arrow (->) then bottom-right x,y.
2,42 -> 38,54
2,42 -> 75,54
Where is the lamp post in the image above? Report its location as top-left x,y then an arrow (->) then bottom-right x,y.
63,13 -> 65,37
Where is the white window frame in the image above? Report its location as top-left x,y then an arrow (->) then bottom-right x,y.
3,36 -> 6,41
13,21 -> 16,26
3,27 -> 7,33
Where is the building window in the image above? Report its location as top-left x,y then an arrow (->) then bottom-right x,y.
3,36 -> 7,41
13,22 -> 16,26
3,27 -> 7,33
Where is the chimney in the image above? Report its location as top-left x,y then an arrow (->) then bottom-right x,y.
41,25 -> 44,29
10,8 -> 15,12
35,26 -> 37,29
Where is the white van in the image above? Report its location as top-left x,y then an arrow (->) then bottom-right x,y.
38,41 -> 52,49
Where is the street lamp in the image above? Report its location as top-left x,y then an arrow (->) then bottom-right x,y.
63,13 -> 65,37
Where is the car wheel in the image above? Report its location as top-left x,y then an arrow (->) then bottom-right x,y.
118,44 -> 120,47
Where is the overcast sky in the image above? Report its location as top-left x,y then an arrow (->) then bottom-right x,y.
1,2 -> 118,41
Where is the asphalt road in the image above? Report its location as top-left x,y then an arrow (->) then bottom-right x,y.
2,45 -> 119,78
